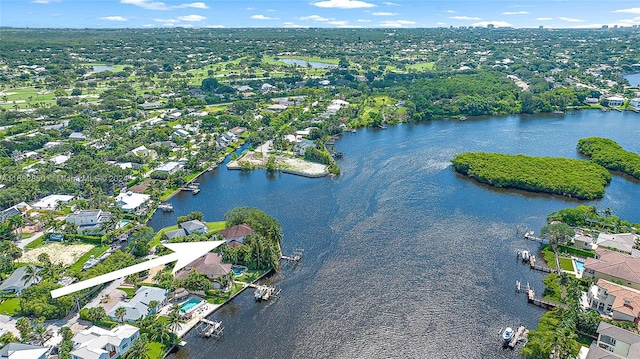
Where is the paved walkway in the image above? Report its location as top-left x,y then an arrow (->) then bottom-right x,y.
17,231 -> 44,250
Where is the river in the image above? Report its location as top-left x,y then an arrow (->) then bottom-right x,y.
153,110 -> 640,359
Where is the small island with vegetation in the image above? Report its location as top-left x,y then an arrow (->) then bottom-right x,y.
577,137 -> 640,180
451,152 -> 612,199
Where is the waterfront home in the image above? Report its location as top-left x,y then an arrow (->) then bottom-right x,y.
130,145 -> 157,160
630,98 -> 640,109
584,322 -> 640,358
174,252 -> 232,285
70,324 -> 140,359
107,286 -> 167,322
606,96 -> 625,107
586,279 -> 640,322
573,234 -> 597,250
583,248 -> 640,290
0,265 -> 41,295
154,161 -> 184,175
596,232 -> 638,255
0,343 -> 50,358
217,224 -> 254,248
68,132 -> 87,141
180,220 -> 208,235
65,210 -> 113,235
31,194 -> 74,210
294,139 -> 316,156
114,191 -> 150,214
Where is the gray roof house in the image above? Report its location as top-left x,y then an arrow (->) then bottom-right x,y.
596,233 -> 639,255
68,132 -> 87,141
164,228 -> 187,240
66,210 -> 112,235
585,321 -> 640,358
0,343 -> 50,359
71,324 -> 140,359
179,220 -> 208,235
107,286 -> 167,322
0,266 -> 41,295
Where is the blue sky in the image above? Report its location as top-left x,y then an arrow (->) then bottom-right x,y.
2,0 -> 640,29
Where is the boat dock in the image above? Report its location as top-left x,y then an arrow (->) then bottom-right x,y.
529,255 -> 556,273
527,289 -> 566,309
507,326 -> 528,348
158,203 -> 173,212
195,318 -> 224,339
180,186 -> 200,194
523,231 -> 549,244
250,284 -> 280,301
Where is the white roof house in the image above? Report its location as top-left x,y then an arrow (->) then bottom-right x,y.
596,233 -> 638,254
130,145 -> 157,160
630,98 -> 640,109
0,343 -> 50,359
107,286 -> 167,322
50,154 -> 70,165
606,96 -> 625,107
114,191 -> 150,213
70,324 -> 140,359
155,161 -> 183,175
31,194 -> 74,210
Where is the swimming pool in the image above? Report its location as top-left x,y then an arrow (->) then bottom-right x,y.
118,220 -> 130,229
232,265 -> 248,276
180,298 -> 202,314
574,259 -> 585,275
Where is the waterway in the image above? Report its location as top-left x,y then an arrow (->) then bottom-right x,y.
278,58 -> 337,68
92,65 -> 114,73
624,73 -> 640,87
154,110 -> 640,359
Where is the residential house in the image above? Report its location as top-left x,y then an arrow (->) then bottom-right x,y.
294,139 -> 316,156
107,286 -> 167,322
139,102 -> 162,110
70,324 -> 140,359
50,154 -> 70,166
261,83 -> 276,93
0,343 -> 50,359
174,252 -> 232,284
43,141 -> 63,150
266,104 -> 287,112
0,202 -> 31,223
66,210 -> 113,235
234,85 -> 252,92
154,161 -> 183,175
587,279 -> 640,322
606,96 -> 626,107
585,97 -> 600,105
0,265 -> 40,295
163,228 -> 187,241
31,194 -> 74,210
68,132 -> 87,141
584,248 -> 640,290
130,145 -> 157,160
584,322 -> 640,359
218,224 -> 254,248
149,141 -> 177,149
114,191 -> 150,214
171,129 -> 190,139
574,234 -> 598,250
630,98 -> 640,109
180,220 -> 208,235
230,127 -> 246,136
597,233 -> 638,255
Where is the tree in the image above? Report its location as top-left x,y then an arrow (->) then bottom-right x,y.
541,222 -> 575,249
127,225 -> 154,257
15,317 -> 31,342
0,331 -> 19,346
114,306 -> 127,323
167,304 -> 185,332
147,300 -> 159,315
8,215 -> 25,239
29,317 -> 52,345
87,306 -> 107,323
124,333 -> 150,359
147,317 -> 172,346
21,265 -> 39,286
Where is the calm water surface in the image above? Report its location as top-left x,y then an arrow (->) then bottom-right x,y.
156,110 -> 640,359
624,73 -> 640,87
92,65 -> 114,73
278,58 -> 337,68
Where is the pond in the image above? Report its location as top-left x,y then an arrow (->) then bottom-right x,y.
92,65 -> 114,73
277,58 -> 337,68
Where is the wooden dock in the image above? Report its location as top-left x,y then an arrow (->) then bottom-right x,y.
527,289 -> 566,309
250,284 -> 280,301
508,326 -> 528,348
524,231 -> 549,244
281,249 -> 304,263
529,256 -> 556,273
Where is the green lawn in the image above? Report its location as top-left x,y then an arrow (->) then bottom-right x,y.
406,61 -> 435,71
146,341 -> 164,359
559,257 -> 575,271
69,245 -> 109,272
206,221 -> 226,233
235,270 -> 267,283
206,283 -> 244,304
117,286 -> 136,298
24,236 -> 45,250
0,298 -> 21,316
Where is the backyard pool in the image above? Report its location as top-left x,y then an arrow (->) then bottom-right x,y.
118,220 -> 130,229
574,259 -> 585,275
232,265 -> 248,276
180,298 -> 202,314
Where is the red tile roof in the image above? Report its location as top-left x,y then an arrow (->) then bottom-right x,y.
585,248 -> 640,285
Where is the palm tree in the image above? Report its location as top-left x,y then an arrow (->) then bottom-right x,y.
21,265 -> 39,286
114,306 -> 127,323
147,300 -> 159,315
147,318 -> 172,346
8,215 -> 25,240
167,304 -> 185,332
29,322 -> 52,345
15,317 -> 31,342
124,333 -> 150,359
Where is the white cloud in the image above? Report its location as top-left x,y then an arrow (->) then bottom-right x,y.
177,14 -> 206,21
612,8 -> 640,14
471,20 -> 512,28
283,22 -> 309,28
246,7 -> 255,11
207,24 -> 224,28
251,14 -> 278,20
450,16 -> 481,21
537,17 -> 553,21
436,22 -> 446,25
357,19 -> 371,22
312,0 -> 375,9
328,20 -> 349,26
502,11 -> 528,15
299,15 -> 329,21
445,10 -> 456,14
142,24 -> 155,27
372,12 -> 397,16
32,0 -> 60,3
99,16 -> 128,21
382,2 -> 400,6
154,18 -> 180,25
379,19 -> 416,27
558,17 -> 585,22
121,0 -> 208,10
